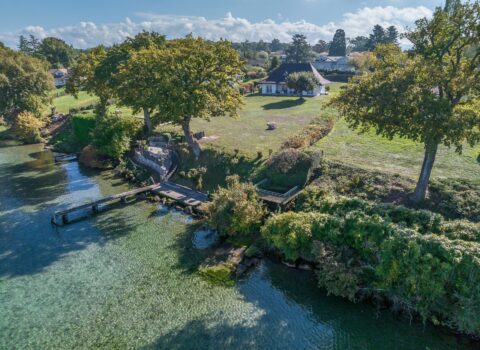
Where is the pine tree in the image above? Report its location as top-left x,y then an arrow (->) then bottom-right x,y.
329,29 -> 347,56
285,34 -> 314,63
386,26 -> 399,46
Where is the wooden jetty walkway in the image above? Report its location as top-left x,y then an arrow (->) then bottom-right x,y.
52,182 -> 208,226
153,182 -> 209,207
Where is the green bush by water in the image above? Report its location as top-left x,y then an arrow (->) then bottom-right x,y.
261,195 -> 480,336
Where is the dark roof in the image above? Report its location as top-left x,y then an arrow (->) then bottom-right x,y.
260,63 -> 331,85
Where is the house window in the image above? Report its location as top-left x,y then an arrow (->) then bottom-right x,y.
266,85 -> 273,93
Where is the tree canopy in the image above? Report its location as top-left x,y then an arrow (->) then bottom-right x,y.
329,29 -> 347,56
332,1 -> 480,203
66,46 -> 112,119
100,31 -> 167,132
19,35 -> 78,68
0,43 -> 53,121
287,72 -> 320,99
286,34 -> 314,63
129,36 -> 244,158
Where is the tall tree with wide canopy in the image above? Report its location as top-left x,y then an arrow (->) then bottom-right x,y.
98,31 -> 166,133
329,29 -> 347,56
0,43 -> 53,122
332,1 -> 480,203
286,72 -> 320,100
66,46 -> 112,119
37,37 -> 78,68
135,37 -> 244,159
286,34 -> 314,63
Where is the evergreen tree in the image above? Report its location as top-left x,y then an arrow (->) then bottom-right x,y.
269,56 -> 279,71
367,25 -> 387,50
445,0 -> 461,13
286,34 -> 314,63
386,26 -> 399,46
270,38 -> 282,52
329,29 -> 347,56
313,39 -> 329,53
349,36 -> 369,52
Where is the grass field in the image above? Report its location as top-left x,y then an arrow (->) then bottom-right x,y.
159,83 -> 342,157
52,91 -> 99,114
315,118 -> 480,182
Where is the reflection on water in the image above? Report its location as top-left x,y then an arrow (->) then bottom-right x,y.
0,145 -> 475,349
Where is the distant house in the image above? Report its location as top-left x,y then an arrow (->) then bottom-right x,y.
49,69 -> 70,88
258,63 -> 331,96
314,55 -> 355,73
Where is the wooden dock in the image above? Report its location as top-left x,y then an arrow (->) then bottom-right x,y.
52,184 -> 161,225
153,182 -> 209,207
52,181 -> 208,226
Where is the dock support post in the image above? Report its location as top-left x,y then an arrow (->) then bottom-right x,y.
62,214 -> 69,225
121,196 -> 127,204
92,204 -> 99,214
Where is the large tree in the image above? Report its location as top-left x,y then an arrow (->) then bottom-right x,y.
367,24 -> 387,50
286,72 -> 320,100
329,29 -> 347,56
66,46 -> 112,119
286,34 -> 314,63
0,43 -> 53,122
349,36 -> 369,52
332,2 -> 480,203
313,39 -> 329,53
99,31 -> 166,133
37,37 -> 77,68
135,37 -> 244,159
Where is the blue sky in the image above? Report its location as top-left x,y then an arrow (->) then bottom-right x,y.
0,0 -> 445,48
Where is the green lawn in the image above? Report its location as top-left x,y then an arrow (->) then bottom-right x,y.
159,84 -> 342,157
52,91 -> 99,114
315,118 -> 480,182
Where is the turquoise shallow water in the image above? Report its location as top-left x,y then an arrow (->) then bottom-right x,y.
0,145 -> 475,349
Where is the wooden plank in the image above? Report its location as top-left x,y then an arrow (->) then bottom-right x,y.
54,184 -> 160,216
153,182 -> 208,207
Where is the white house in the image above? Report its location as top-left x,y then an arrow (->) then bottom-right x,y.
49,69 -> 70,88
314,55 -> 356,73
258,63 -> 331,97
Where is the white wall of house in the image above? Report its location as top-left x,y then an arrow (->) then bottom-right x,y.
259,83 -> 326,96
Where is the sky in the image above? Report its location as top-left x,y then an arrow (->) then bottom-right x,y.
0,0 -> 445,49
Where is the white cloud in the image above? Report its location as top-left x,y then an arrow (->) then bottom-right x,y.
0,6 -> 433,49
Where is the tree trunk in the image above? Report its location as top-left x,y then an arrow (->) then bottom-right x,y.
182,115 -> 202,160
95,97 -> 108,121
143,107 -> 153,134
412,142 -> 438,203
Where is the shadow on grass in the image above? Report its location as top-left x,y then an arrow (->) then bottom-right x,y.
262,98 -> 305,110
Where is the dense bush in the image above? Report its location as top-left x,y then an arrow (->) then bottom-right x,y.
92,113 -> 141,159
428,179 -> 480,222
261,196 -> 480,336
12,111 -> 44,144
208,175 -> 265,237
263,149 -> 313,189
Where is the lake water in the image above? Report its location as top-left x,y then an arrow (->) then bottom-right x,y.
0,145 -> 475,349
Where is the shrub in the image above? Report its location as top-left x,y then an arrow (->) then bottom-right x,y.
12,111 -> 44,144
280,119 -> 334,150
92,113 -> 141,159
261,208 -> 480,335
208,175 -> 265,237
261,211 -> 320,261
264,149 -> 312,189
